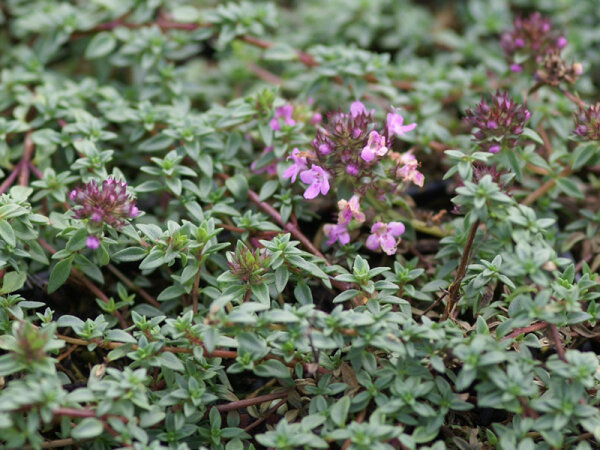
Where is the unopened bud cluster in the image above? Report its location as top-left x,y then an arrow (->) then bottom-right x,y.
69,177 -> 139,249
573,104 -> 600,141
500,12 -> 580,85
465,91 -> 530,153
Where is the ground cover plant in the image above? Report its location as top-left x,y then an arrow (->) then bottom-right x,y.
1,0 -> 600,448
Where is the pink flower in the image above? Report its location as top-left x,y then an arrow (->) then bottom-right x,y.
299,165 -> 330,199
386,111 -> 417,136
86,236 -> 100,250
360,131 -> 388,162
396,151 -> 425,187
269,104 -> 295,131
282,148 -> 310,183
350,101 -> 367,118
323,223 -> 350,245
311,112 -> 322,124
338,195 -> 365,225
365,222 -> 405,255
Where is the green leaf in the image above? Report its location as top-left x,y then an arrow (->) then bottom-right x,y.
274,266 -> 289,293
259,180 -> 279,201
253,359 -> 290,379
48,257 -> 74,293
138,134 -> 174,152
85,32 -> 117,59
71,417 -> 104,440
66,228 -> 89,252
329,396 -> 350,426
556,177 -> 584,199
0,220 -> 15,247
521,127 -> 544,145
105,329 -> 136,344
333,289 -> 360,304
225,174 -> 249,200
0,271 -> 27,294
157,351 -> 184,372
251,283 -> 270,305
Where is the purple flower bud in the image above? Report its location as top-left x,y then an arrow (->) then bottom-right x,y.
318,143 -> 331,155
465,91 -> 530,152
86,236 -> 100,250
510,64 -> 523,73
346,164 -> 359,175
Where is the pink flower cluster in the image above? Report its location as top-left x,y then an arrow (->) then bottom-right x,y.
279,101 -> 417,254
69,177 -> 139,249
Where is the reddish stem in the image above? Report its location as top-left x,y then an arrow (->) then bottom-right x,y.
215,391 -> 288,413
18,132 -> 34,186
501,321 -> 548,340
549,323 -> 567,362
0,162 -> 21,195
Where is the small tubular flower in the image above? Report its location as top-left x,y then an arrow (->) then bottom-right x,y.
361,131 -> 388,162
282,148 -> 310,183
386,111 -> 417,137
337,195 -> 365,225
323,223 -> 350,246
396,152 -> 424,187
299,165 -> 330,199
365,222 -> 405,255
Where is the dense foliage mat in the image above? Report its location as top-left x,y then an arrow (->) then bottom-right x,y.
1,1 -> 600,449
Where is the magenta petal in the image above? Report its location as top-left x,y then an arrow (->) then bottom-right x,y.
269,118 -> 280,131
303,183 -> 320,199
320,175 -> 330,195
361,147 -> 374,162
370,222 -> 385,233
365,234 -> 379,251
380,235 -> 397,255
282,165 -> 298,182
350,101 -> 366,118
338,230 -> 350,245
299,169 -> 314,184
388,222 -> 406,237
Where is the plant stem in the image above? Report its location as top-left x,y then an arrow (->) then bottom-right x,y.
442,219 -> 480,320
0,162 -> 21,195
106,263 -> 160,308
192,262 -> 202,315
18,132 -> 34,186
522,167 -> 571,206
215,391 -> 288,413
501,321 -> 548,340
548,323 -> 567,362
